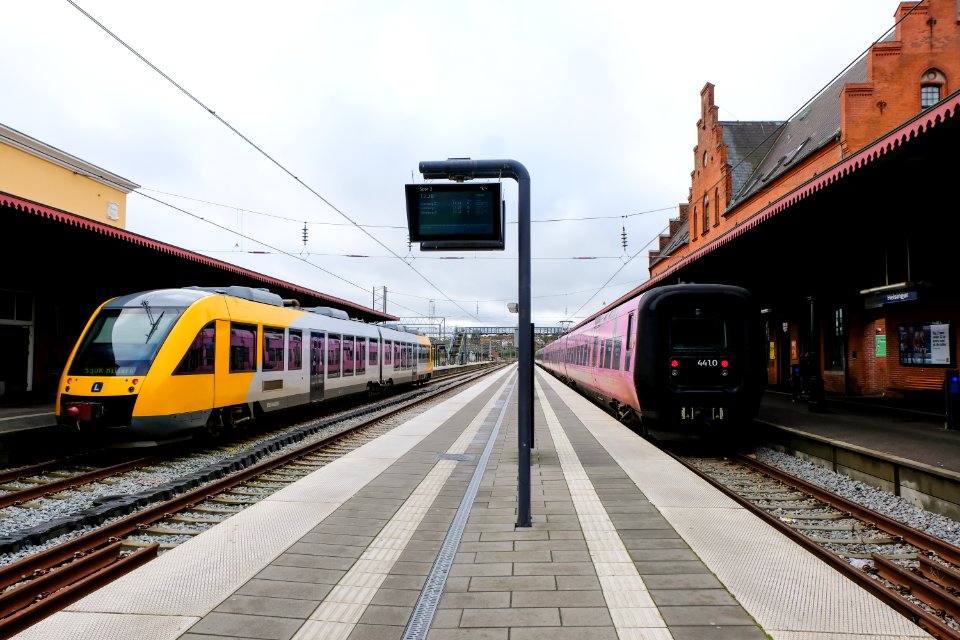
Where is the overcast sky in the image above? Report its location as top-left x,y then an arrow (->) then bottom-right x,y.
1,1 -> 896,329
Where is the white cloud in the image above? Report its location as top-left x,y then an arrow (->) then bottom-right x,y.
1,0 -> 894,328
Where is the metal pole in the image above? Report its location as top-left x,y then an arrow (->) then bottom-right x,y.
419,159 -> 533,527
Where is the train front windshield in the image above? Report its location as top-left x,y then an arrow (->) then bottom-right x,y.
68,305 -> 183,377
670,315 -> 727,351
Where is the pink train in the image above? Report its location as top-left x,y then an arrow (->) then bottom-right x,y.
536,283 -> 765,438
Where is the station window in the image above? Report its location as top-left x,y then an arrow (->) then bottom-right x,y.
714,188 -> 720,227
0,290 -> 32,322
702,195 -> 710,234
920,69 -> 945,109
288,329 -> 303,370
229,323 -> 257,373
825,308 -> 845,372
174,322 -> 216,375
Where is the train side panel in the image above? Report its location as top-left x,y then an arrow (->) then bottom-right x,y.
57,287 -> 432,443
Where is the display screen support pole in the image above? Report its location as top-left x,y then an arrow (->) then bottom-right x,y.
419,159 -> 532,527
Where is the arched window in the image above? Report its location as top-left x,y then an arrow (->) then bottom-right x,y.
702,195 -> 710,233
714,188 -> 720,227
920,68 -> 946,109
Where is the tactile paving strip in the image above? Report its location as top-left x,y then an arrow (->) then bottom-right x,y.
291,376 -> 515,640
538,372 -> 935,640
536,378 -> 672,640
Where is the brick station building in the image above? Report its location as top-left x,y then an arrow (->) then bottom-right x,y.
644,0 -> 960,403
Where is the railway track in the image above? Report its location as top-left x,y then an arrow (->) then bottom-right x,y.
0,365 -> 499,637
675,451 -> 960,640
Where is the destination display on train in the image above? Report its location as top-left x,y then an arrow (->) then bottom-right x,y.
405,183 -> 502,242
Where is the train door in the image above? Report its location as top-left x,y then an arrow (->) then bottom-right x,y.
624,312 -> 635,372
309,331 -> 324,402
383,339 -> 392,383
369,334 -> 380,385
327,334 -> 342,397
408,342 -> 416,382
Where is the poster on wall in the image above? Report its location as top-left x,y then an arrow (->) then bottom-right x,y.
898,322 -> 951,366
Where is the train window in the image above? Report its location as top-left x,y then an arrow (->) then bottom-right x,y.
624,313 -> 634,372
262,326 -> 284,371
369,339 -> 378,366
310,332 -> 324,376
603,339 -> 613,369
343,336 -> 355,376
612,338 -> 622,370
288,329 -> 303,371
327,334 -> 341,378
174,322 -> 215,375
357,338 -> 366,375
592,336 -> 599,367
384,340 -> 392,365
670,316 -> 727,350
230,323 -> 257,373
394,342 -> 401,370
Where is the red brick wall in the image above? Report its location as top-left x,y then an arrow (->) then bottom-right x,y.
842,1 -> 960,155
653,0 -> 960,277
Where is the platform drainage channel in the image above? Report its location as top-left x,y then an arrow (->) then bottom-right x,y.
402,381 -> 516,640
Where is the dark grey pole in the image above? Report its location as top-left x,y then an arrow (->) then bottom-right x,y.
419,159 -> 533,527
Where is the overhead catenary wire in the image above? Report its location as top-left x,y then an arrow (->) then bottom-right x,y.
138,187 -> 676,228
570,2 -> 923,321
136,192 -> 426,318
65,0 -> 480,324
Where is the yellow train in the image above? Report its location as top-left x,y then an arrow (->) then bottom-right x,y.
56,286 -> 432,444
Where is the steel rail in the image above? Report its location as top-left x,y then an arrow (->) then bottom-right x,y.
0,543 -> 157,638
736,454 -> 960,566
873,553 -> 960,623
0,365 -> 498,634
0,456 -> 161,509
667,451 -> 960,640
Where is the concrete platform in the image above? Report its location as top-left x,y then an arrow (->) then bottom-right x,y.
9,366 -> 935,639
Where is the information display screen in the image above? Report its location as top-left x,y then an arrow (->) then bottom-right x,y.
405,183 -> 502,242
